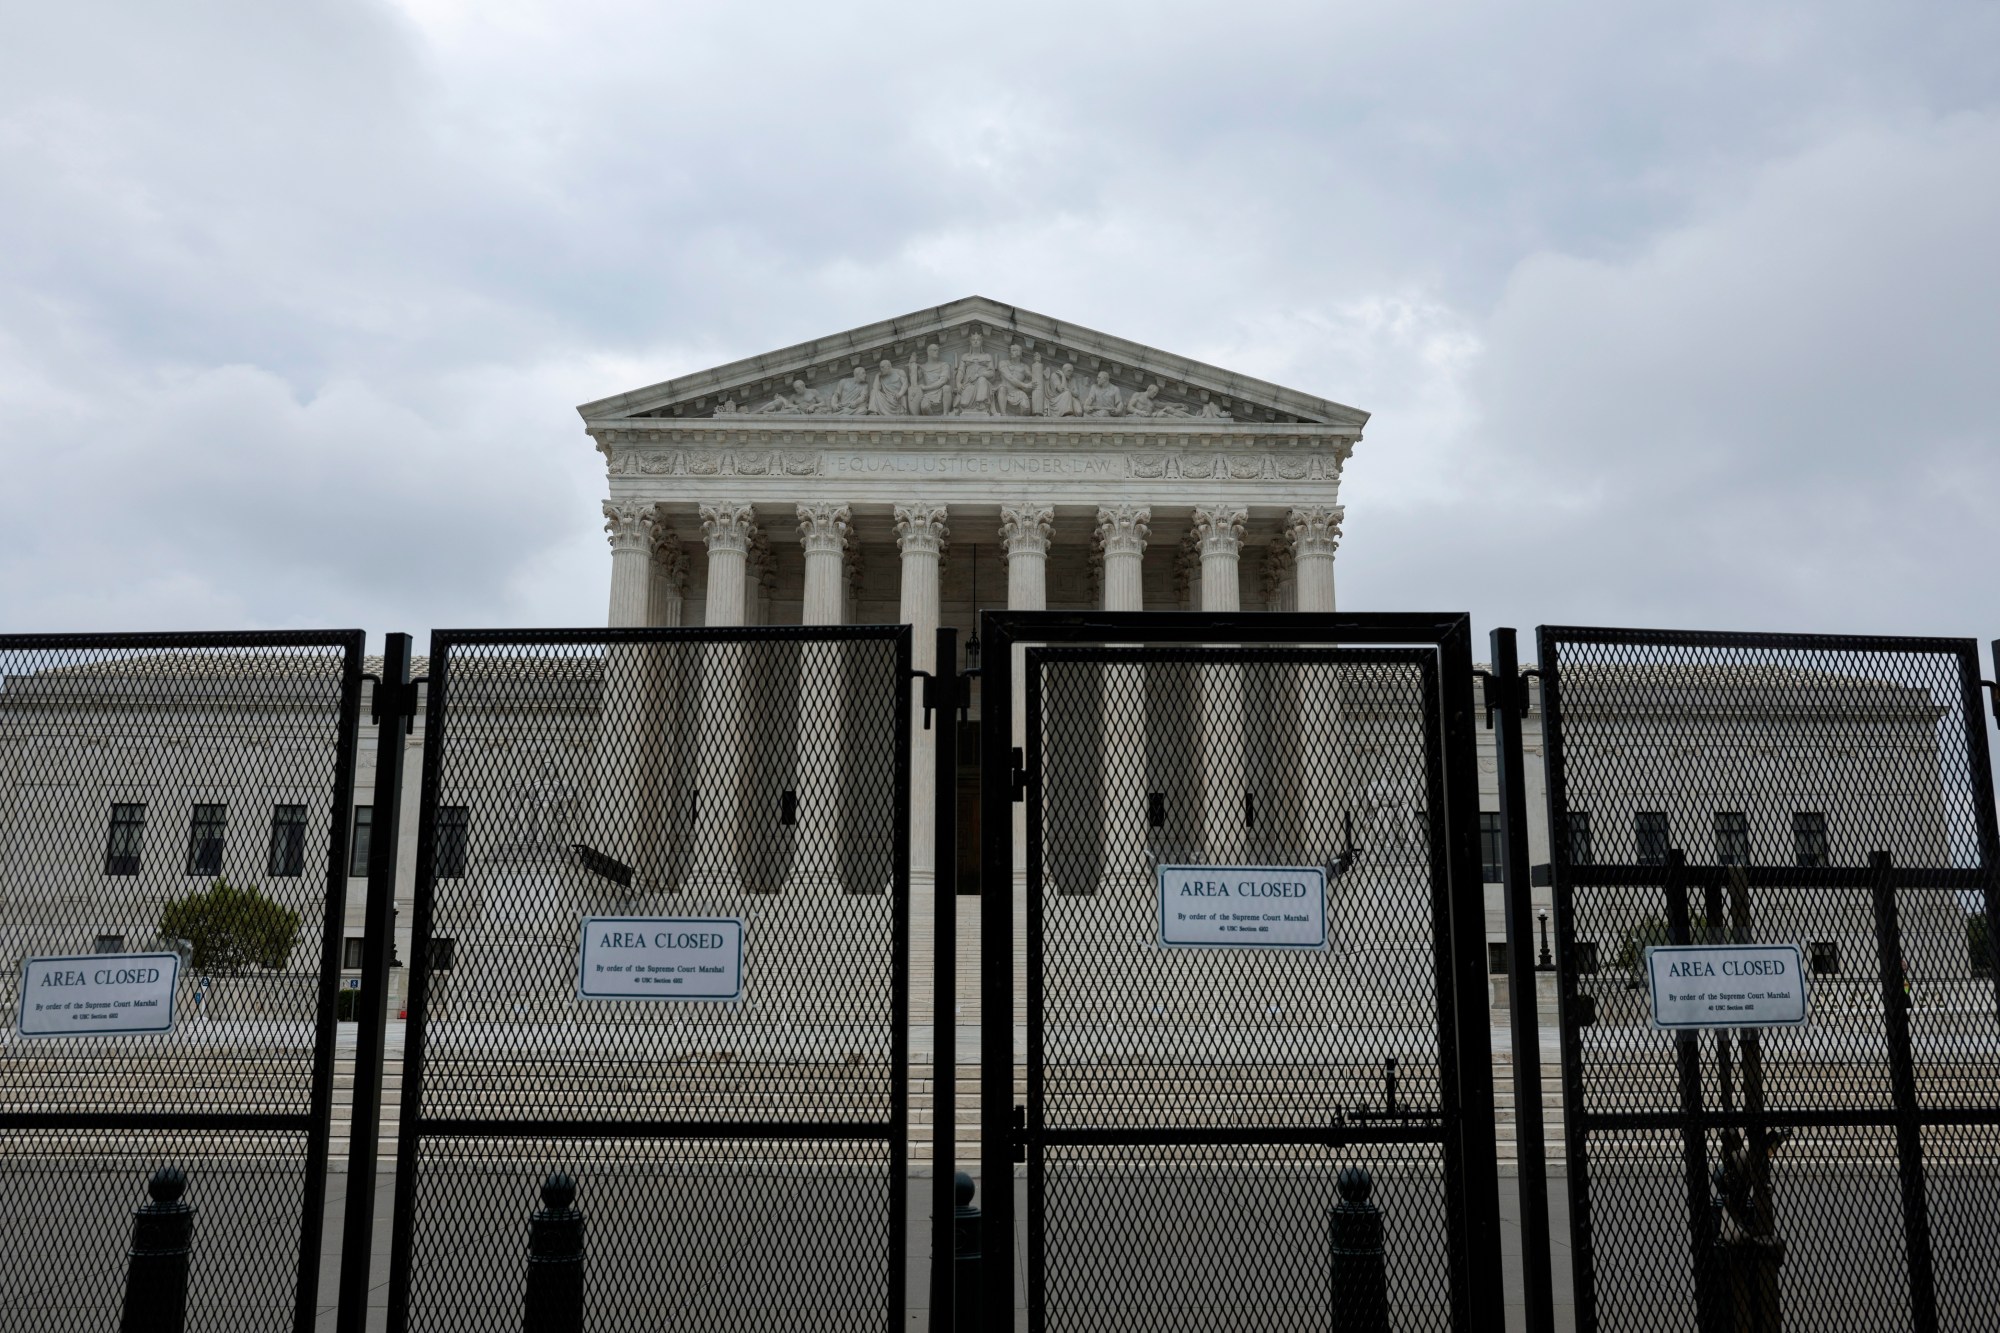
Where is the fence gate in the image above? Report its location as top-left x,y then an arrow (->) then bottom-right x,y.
387,625 -> 911,1331
0,631 -> 366,1330
977,611 -> 1504,1333
1538,626 -> 2000,1333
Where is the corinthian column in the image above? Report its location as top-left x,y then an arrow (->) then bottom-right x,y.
1287,505 -> 1343,613
1000,506 -> 1052,611
1193,506 -> 1249,860
792,504 -> 851,888
1096,505 -> 1149,612
1095,505 -> 1149,890
690,503 -> 756,889
603,501 -> 654,628
1287,505 -> 1346,866
592,502 -> 657,878
897,505 -> 949,886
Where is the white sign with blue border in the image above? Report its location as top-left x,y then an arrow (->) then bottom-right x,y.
17,952 -> 181,1038
1645,943 -> 1808,1030
577,917 -> 743,1001
1157,865 -> 1328,949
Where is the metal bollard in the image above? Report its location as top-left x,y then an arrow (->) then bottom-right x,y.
121,1166 -> 195,1333
954,1171 -> 982,1331
1329,1165 -> 1390,1333
523,1173 -> 584,1333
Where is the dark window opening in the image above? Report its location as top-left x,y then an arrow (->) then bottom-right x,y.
93,933 -> 125,955
1792,812 -> 1829,868
342,937 -> 366,970
1635,812 -> 1670,866
1810,941 -> 1841,976
1479,812 -> 1503,883
1714,812 -> 1750,867
349,806 -> 373,878
429,937 -> 458,972
268,804 -> 308,877
105,803 -> 146,876
437,805 -> 470,879
1567,811 -> 1595,866
1486,942 -> 1510,975
1575,941 -> 1601,974
185,804 -> 227,877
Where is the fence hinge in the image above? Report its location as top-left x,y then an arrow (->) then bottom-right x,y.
1010,748 -> 1028,803
1476,667 -> 1534,728
367,673 -> 426,736
1012,1104 -> 1028,1162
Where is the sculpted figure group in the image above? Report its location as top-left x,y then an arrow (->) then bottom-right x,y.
731,332 -> 1233,420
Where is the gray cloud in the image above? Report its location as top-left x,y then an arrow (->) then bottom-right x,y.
0,0 -> 1996,672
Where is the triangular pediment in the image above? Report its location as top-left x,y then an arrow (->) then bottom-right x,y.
577,296 -> 1368,429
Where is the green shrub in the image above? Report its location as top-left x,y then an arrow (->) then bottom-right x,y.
158,878 -> 302,976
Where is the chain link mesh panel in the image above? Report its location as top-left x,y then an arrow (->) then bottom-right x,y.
1540,627 -> 2000,1333
0,633 -> 364,1331
1026,646 -> 1469,1332
390,627 -> 910,1333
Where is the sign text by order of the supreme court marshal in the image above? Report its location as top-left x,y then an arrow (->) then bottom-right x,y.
576,917 -> 744,1001
1157,866 -> 1328,949
1644,944 -> 1809,1030
16,953 -> 181,1038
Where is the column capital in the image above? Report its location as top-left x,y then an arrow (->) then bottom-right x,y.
999,504 -> 1055,559
699,502 -> 758,555
1285,504 -> 1345,557
893,504 -> 950,558
796,502 -> 852,557
602,500 -> 655,555
650,522 -> 688,589
1192,505 -> 1248,559
1094,504 -> 1151,558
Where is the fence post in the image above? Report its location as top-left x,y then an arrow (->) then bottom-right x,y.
1329,1165 -> 1389,1333
121,1167 -> 195,1333
523,1173 -> 584,1333
953,1171 -> 982,1330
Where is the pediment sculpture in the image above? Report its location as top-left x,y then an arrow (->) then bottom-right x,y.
712,329 -> 1235,422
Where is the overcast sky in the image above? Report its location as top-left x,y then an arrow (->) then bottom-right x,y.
2,1 -> 1997,662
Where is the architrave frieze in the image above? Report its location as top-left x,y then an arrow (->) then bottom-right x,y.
590,420 -> 1355,500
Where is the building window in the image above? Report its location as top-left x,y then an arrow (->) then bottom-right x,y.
1479,813 -> 1503,883
437,805 -> 469,879
1714,812 -> 1750,866
1810,941 -> 1841,976
342,937 -> 366,970
185,804 -> 227,876
1567,811 -> 1595,866
1635,812 -> 1671,866
267,804 -> 308,877
1487,941 -> 1510,975
349,806 -> 373,878
93,933 -> 125,954
430,937 -> 458,972
105,803 -> 146,876
1792,812 -> 1829,868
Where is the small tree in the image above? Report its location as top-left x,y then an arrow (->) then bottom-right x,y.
158,878 -> 302,976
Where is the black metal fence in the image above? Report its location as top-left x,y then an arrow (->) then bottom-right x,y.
384,626 -> 912,1331
1535,627 -> 2000,1333
978,612 -> 1505,1333
0,631 -> 365,1331
3,616 -> 1999,1333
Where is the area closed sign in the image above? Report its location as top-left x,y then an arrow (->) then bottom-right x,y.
17,953 -> 181,1038
1645,944 -> 1808,1030
1158,865 -> 1328,949
577,917 -> 743,1001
